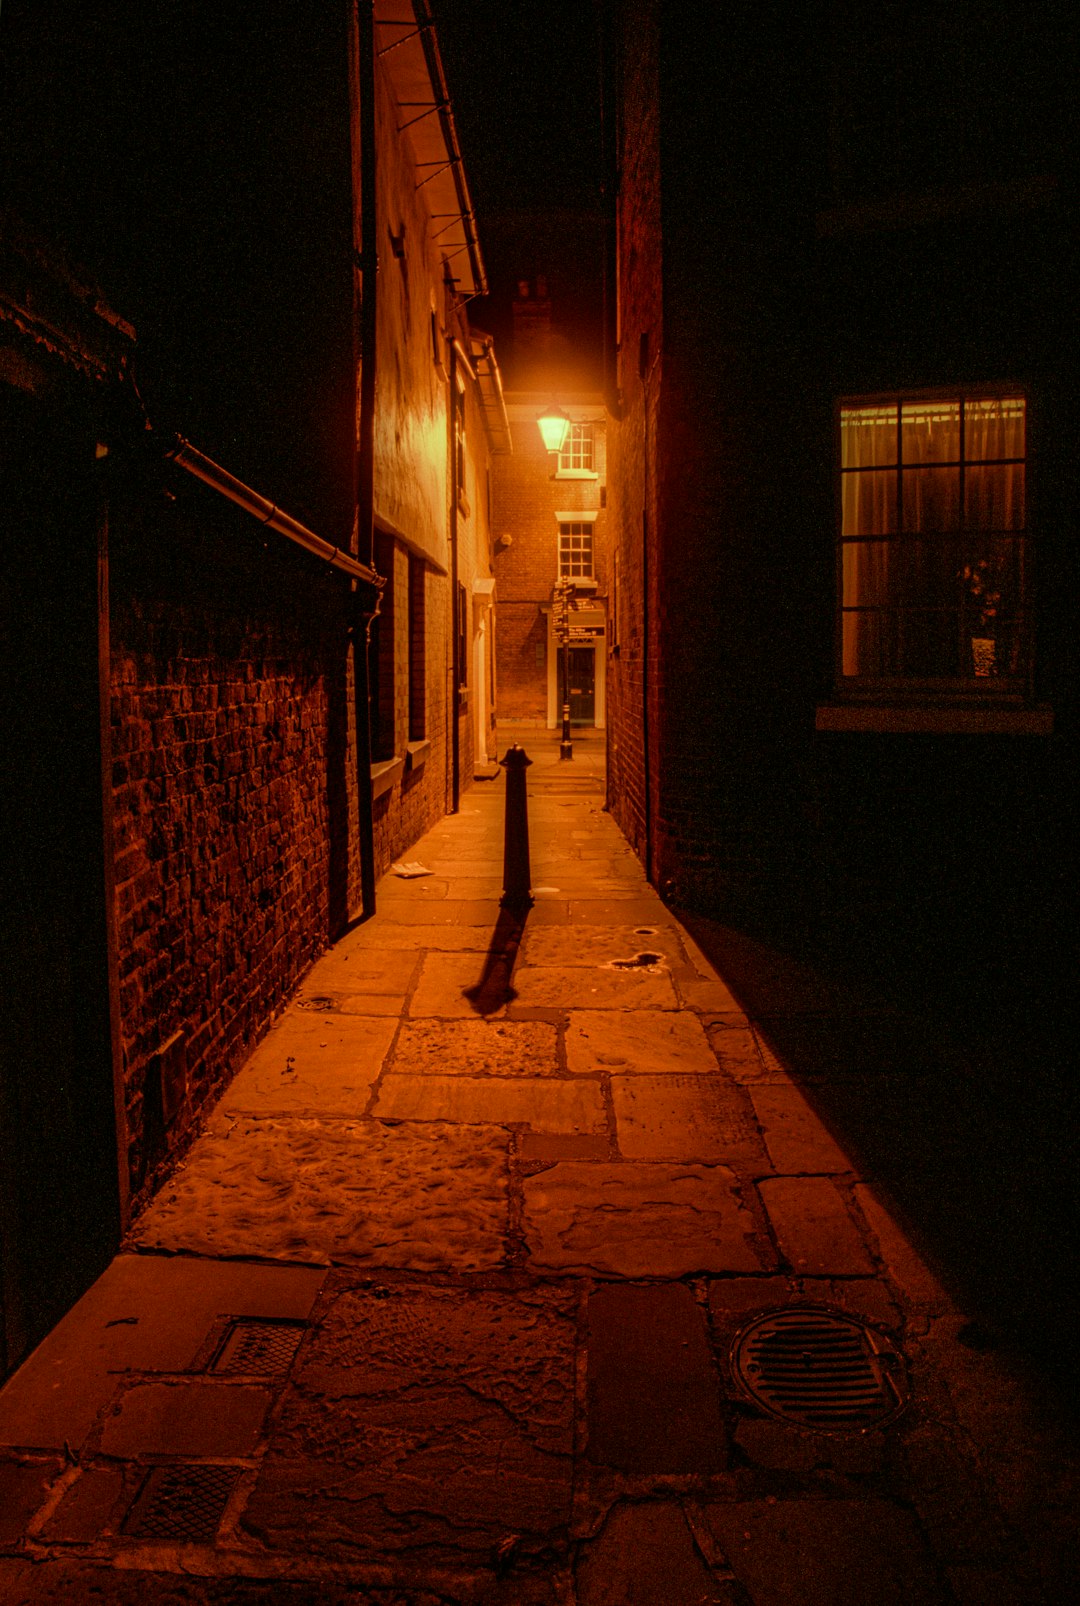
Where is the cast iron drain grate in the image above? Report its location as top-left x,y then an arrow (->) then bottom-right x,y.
731,1306 -> 908,1432
123,1465 -> 237,1542
298,995 -> 337,1012
211,1318 -> 305,1377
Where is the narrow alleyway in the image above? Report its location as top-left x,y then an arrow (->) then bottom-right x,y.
0,732 -> 1076,1604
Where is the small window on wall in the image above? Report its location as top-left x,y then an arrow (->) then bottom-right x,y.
558,423 -> 595,474
559,521 -> 594,579
408,555 -> 426,741
839,394 -> 1027,685
369,532 -> 396,761
456,581 -> 468,690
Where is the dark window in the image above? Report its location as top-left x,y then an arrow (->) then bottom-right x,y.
408,554 -> 426,741
838,394 -> 1027,683
369,532 -> 396,760
456,581 -> 468,689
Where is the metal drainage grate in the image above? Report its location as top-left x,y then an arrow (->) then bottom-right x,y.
123,1464 -> 237,1542
731,1306 -> 908,1432
211,1318 -> 305,1377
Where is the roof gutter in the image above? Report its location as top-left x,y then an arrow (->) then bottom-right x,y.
470,333 -> 513,455
413,0 -> 487,299
165,435 -> 381,588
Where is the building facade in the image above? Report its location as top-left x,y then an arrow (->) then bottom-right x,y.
603,0 -> 1074,1021
0,1 -> 504,1376
493,390 -> 609,730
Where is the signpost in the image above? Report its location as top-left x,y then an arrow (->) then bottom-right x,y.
554,577 -> 574,760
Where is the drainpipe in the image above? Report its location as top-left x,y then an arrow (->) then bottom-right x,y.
448,326 -> 461,812
353,0 -> 381,918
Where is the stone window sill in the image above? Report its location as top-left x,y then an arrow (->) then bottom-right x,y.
554,469 -> 598,481
370,756 -> 404,797
405,739 -> 430,773
815,702 -> 1054,736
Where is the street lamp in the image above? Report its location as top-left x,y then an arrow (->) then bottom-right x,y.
554,576 -> 574,760
536,402 -> 571,456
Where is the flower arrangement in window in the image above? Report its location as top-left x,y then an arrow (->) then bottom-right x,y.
959,557 -> 1003,675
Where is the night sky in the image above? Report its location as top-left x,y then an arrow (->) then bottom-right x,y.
433,0 -> 605,380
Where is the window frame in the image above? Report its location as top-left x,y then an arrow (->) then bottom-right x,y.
832,384 -> 1034,702
557,422 -> 597,478
558,519 -> 595,582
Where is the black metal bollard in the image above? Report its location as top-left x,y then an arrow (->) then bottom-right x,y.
500,745 -> 533,908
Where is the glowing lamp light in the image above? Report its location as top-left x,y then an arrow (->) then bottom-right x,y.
536,403 -> 571,454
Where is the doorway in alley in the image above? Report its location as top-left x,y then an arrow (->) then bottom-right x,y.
560,644 -> 596,724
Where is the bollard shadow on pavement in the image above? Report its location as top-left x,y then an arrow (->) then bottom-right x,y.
462,905 -> 527,1016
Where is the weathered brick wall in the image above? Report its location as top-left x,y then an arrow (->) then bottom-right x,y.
110,479 -> 354,1203
606,0 -> 662,867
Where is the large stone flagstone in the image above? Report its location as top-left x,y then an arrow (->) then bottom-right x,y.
610,1073 -> 768,1167
131,1115 -> 509,1271
520,924 -> 687,969
220,1012 -> 396,1116
523,1161 -> 768,1277
373,1073 -> 606,1134
511,965 -> 679,1010
245,1281 -> 575,1558
566,1009 -> 717,1075
303,944 -> 418,998
392,1018 -> 559,1077
409,951 -> 513,1016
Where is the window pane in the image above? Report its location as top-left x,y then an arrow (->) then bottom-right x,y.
965,462 -> 1024,530
842,610 -> 889,677
845,539 -> 959,610
559,423 -> 594,472
901,465 -> 961,532
841,406 -> 897,468
842,468 -> 897,535
965,397 -> 1024,460
901,401 -> 960,463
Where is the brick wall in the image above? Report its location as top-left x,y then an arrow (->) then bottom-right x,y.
605,0 -> 661,867
109,478 -> 354,1203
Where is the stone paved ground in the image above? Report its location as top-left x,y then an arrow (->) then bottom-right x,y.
1,729 -> 1076,1603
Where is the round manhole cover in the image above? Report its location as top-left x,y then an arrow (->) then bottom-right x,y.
731,1306 -> 908,1432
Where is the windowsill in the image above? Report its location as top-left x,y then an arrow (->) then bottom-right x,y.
554,469 -> 599,481
815,702 -> 1054,735
370,755 -> 404,797
405,738 -> 430,773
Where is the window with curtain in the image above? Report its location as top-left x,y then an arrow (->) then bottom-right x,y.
839,394 -> 1027,683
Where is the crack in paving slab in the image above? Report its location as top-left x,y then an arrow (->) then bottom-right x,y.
244,1283 -> 576,1560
